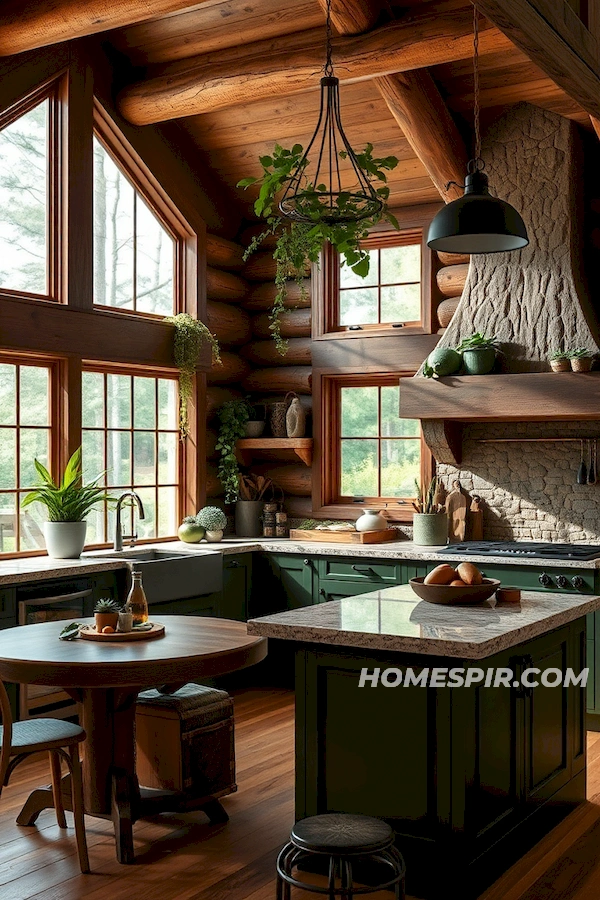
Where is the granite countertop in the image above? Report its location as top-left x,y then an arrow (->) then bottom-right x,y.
0,537 -> 599,586
246,583 -> 600,659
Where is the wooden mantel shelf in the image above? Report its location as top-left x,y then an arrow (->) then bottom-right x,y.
236,438 -> 313,467
399,372 -> 600,465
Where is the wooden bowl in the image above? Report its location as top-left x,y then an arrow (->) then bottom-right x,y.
409,577 -> 501,605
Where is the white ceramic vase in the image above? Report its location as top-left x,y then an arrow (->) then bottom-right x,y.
43,521 -> 87,559
205,529 -> 224,542
355,509 -> 387,532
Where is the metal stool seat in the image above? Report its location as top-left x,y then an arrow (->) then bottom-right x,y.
276,813 -> 406,899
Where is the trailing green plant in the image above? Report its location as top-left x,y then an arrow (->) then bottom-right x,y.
238,142 -> 399,354
413,476 -> 441,515
94,598 -> 121,614
21,447 -> 112,523
196,506 -> 228,531
550,350 -> 570,361
164,312 -> 221,440
456,332 -> 500,352
568,347 -> 594,359
216,398 -> 255,503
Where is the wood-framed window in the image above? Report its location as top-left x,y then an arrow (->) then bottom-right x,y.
0,355 -> 61,556
314,372 -> 432,523
0,81 -> 61,302
81,366 -> 181,546
313,206 -> 439,340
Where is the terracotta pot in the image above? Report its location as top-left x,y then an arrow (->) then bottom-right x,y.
550,358 -> 570,372
571,357 -> 593,372
95,612 -> 119,633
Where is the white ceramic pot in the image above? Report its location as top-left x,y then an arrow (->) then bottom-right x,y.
205,529 -> 224,542
43,521 -> 87,559
355,509 -> 387,532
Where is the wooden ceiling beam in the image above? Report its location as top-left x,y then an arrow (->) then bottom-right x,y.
118,4 -> 513,125
475,0 -> 600,120
315,0 -> 468,202
0,1 -> 214,56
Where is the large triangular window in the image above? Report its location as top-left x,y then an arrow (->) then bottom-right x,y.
0,95 -> 51,297
93,136 -> 176,316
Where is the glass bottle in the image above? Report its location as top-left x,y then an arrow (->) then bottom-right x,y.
126,570 -> 149,625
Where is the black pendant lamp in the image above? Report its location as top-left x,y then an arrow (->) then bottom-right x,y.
278,0 -> 383,225
427,5 -> 529,254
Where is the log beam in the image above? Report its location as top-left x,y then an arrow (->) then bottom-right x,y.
206,234 -> 244,271
206,301 -> 252,346
241,338 -> 312,367
252,308 -> 311,339
591,116 -> 600,141
243,367 -> 312,394
0,1 -> 212,56
207,352 -> 251,385
242,281 -> 311,312
206,267 -> 247,302
436,263 -> 469,299
118,6 -> 512,125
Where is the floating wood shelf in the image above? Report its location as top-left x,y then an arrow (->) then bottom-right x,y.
399,372 -> 600,465
235,438 -> 313,467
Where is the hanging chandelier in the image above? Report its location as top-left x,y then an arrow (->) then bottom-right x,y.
427,5 -> 529,254
278,0 -> 384,225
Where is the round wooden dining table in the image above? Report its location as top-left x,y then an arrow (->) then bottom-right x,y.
0,615 -> 267,864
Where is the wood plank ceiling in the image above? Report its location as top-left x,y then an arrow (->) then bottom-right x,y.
101,0 -> 588,219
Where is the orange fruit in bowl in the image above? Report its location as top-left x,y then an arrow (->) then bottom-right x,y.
450,579 -> 467,587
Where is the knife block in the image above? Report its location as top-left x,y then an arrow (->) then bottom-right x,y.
135,683 -> 236,800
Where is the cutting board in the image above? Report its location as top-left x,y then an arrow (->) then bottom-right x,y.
445,480 -> 467,542
289,529 -> 399,544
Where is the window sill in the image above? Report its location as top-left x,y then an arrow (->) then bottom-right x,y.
312,504 -> 415,524
313,325 -> 429,341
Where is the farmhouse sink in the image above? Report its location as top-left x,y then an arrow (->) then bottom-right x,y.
85,547 -> 223,603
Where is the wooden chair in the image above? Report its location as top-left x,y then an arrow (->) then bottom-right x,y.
0,678 -> 90,873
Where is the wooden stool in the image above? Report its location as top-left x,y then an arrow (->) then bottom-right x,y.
136,683 -> 236,820
276,813 -> 406,899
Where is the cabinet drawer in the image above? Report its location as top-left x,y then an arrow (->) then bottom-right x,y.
317,580 -> 382,603
0,588 -> 15,620
474,566 -> 596,594
319,558 -> 401,584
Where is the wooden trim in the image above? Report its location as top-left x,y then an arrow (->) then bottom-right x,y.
313,370 -> 432,523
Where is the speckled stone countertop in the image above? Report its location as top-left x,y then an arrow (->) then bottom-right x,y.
1,537 -> 600,586
247,584 -> 600,659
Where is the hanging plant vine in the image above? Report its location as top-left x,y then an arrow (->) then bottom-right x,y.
164,313 -> 221,440
238,142 -> 399,355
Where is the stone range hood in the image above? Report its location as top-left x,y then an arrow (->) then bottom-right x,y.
400,102 -> 600,465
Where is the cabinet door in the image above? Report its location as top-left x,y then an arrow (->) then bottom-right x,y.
149,596 -> 217,617
269,554 -> 316,609
220,554 -> 252,621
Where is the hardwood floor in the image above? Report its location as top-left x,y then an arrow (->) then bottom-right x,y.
2,689 -> 600,900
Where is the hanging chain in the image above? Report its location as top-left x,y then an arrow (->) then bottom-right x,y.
324,0 -> 334,76
472,2 -> 482,166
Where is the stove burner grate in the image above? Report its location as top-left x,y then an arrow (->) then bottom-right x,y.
439,542 -> 600,561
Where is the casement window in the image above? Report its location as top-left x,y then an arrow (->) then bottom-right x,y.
93,135 -> 177,316
0,358 -> 57,554
315,373 -> 431,522
0,86 -> 59,300
81,369 -> 180,544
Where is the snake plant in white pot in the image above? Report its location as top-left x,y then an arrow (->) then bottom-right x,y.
21,447 -> 113,559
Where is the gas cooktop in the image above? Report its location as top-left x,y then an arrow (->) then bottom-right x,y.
439,541 -> 600,561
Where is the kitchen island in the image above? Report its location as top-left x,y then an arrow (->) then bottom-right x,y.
248,585 -> 600,898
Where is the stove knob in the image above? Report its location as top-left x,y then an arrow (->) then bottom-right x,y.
538,573 -> 553,587
556,575 -> 569,589
572,576 -> 585,591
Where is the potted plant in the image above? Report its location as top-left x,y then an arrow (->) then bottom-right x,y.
21,447 -> 112,559
236,474 -> 273,537
196,506 -> 228,542
164,312 -> 221,439
238,143 -> 399,354
412,477 -> 448,547
178,516 -> 206,543
245,403 -> 267,437
568,348 -> 595,372
549,350 -> 571,372
456,332 -> 499,375
216,398 -> 255,502
94,598 -> 121,633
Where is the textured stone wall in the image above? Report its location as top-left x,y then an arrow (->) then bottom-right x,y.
437,422 -> 600,542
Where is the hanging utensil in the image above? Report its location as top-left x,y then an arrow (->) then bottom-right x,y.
590,439 -> 597,485
577,439 -> 588,484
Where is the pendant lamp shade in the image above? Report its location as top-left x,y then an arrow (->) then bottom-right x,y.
427,169 -> 529,254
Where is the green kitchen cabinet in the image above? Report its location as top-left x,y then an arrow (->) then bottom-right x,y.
220,553 -> 252,621
147,594 -> 217,617
263,553 -> 317,611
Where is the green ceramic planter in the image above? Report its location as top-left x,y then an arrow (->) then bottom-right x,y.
413,513 -> 448,547
462,347 -> 496,375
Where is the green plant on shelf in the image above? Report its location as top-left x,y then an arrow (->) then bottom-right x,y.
550,350 -> 570,360
164,312 -> 221,440
21,447 -> 112,522
238,142 -> 399,355
568,348 -> 595,359
455,332 -> 500,352
216,398 -> 255,503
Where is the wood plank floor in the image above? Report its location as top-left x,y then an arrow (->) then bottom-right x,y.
2,689 -> 600,900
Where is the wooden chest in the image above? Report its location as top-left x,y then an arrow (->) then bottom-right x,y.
135,683 -> 236,800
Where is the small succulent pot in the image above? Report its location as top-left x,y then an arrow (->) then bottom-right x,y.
461,348 -> 496,375
245,420 -> 266,437
205,529 -> 224,542
95,612 -> 119,632
571,357 -> 593,372
413,512 -> 448,547
117,610 -> 134,633
550,358 -> 570,372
